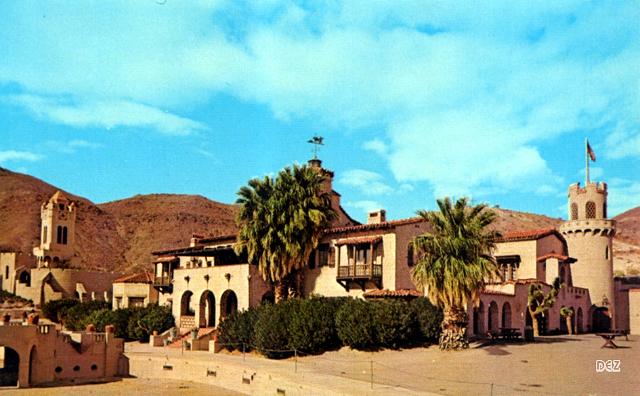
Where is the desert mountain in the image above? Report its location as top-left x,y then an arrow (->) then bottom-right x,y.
0,167 -> 638,275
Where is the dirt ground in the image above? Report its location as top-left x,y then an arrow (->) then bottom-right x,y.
128,334 -> 639,395
1,377 -> 243,396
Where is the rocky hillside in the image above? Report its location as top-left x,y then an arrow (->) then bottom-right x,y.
0,167 -> 638,275
98,194 -> 238,272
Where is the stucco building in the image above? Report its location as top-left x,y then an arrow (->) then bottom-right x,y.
149,158 -> 634,344
0,191 -> 120,306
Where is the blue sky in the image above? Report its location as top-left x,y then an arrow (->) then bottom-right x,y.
1,1 -> 639,223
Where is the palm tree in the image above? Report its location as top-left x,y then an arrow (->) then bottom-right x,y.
411,197 -> 500,350
560,306 -> 575,335
235,164 -> 335,302
527,278 -> 561,337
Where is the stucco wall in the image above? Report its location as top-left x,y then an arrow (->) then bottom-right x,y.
112,283 -> 158,309
629,289 -> 640,335
494,240 -> 538,279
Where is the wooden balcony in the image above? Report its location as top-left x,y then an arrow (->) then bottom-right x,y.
153,274 -> 173,293
336,263 -> 382,291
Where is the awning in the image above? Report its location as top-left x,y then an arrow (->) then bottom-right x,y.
335,236 -> 382,246
154,255 -> 178,263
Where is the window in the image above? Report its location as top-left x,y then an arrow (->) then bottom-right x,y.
114,297 -> 122,309
605,246 -> 609,260
603,203 -> 607,219
318,244 -> 330,267
407,244 -> 415,267
59,203 -> 65,211
43,226 -> 48,244
355,246 -> 368,264
5,266 -> 8,279
56,226 -> 62,244
570,203 -> 578,220
62,226 -> 68,245
586,201 -> 596,219
129,297 -> 145,308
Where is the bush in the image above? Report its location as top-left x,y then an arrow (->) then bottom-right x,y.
217,306 -> 260,351
135,304 -> 175,341
336,298 -> 377,349
42,299 -> 79,323
288,297 -> 342,354
254,301 -> 293,358
64,300 -> 111,330
373,300 -> 419,348
85,308 -> 130,339
411,297 -> 443,341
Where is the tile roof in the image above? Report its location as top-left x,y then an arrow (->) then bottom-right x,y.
335,236 -> 383,245
327,217 -> 425,234
537,253 -> 577,263
481,289 -> 515,296
114,271 -> 153,284
496,228 -> 561,242
362,289 -> 423,298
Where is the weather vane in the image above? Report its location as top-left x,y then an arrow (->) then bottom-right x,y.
307,135 -> 324,159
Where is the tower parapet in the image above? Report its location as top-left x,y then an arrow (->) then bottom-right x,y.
560,181 -> 616,329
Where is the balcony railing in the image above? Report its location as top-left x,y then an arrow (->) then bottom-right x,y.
337,263 -> 382,279
180,315 -> 195,329
154,275 -> 172,286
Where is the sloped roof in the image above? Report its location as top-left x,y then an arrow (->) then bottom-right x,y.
327,217 -> 425,234
335,236 -> 383,246
114,271 -> 153,284
49,190 -> 70,203
496,228 -> 562,242
363,289 -> 423,298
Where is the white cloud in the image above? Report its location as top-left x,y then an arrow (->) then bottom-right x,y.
338,169 -> 393,196
45,139 -> 102,154
0,150 -> 42,164
6,94 -> 205,135
364,139 -> 388,156
344,200 -> 384,216
0,2 -> 638,196
608,178 -> 640,217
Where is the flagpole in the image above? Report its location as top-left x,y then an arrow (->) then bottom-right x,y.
585,138 -> 590,185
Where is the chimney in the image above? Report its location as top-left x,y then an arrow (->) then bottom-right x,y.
190,233 -> 203,247
367,209 -> 386,224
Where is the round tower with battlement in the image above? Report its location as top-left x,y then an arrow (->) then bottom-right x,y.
559,181 -> 616,330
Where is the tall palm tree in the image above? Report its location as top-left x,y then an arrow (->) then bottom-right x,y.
411,197 -> 500,350
235,164 -> 335,302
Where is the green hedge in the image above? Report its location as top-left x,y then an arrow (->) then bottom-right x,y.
217,296 -> 442,358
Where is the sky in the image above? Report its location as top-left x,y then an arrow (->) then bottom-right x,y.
1,1 -> 639,223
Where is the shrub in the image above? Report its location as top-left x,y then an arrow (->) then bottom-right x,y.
411,297 -> 443,342
254,301 -> 293,358
42,299 -> 79,323
85,308 -> 130,339
288,297 -> 342,353
64,300 -> 111,330
135,304 -> 175,341
336,298 -> 377,349
373,300 -> 419,348
217,306 -> 260,351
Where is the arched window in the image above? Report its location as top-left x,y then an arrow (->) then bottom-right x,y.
62,227 -> 68,245
605,246 -> 609,260
603,203 -> 607,219
56,226 -> 63,244
559,265 -> 566,285
5,266 -> 9,279
570,203 -> 578,220
585,201 -> 596,219
43,225 -> 48,244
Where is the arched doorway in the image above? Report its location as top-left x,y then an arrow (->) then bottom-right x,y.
473,301 -> 484,336
501,302 -> 512,328
199,291 -> 215,328
559,307 -> 567,333
19,271 -> 31,287
180,291 -> 194,316
577,307 -> 584,333
488,301 -> 499,332
0,346 -> 20,387
220,290 -> 238,321
592,307 -> 611,332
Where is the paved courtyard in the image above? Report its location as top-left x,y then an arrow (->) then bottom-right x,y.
121,334 -> 639,395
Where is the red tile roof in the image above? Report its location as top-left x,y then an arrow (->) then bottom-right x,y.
537,253 -> 577,263
327,217 -> 425,234
496,228 -> 562,242
335,236 -> 383,246
481,289 -> 515,296
363,289 -> 423,298
114,271 -> 153,284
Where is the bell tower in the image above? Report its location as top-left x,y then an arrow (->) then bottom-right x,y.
33,190 -> 76,268
559,181 -> 616,328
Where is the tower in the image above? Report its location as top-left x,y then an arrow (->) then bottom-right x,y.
559,181 -> 616,330
33,190 -> 77,268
